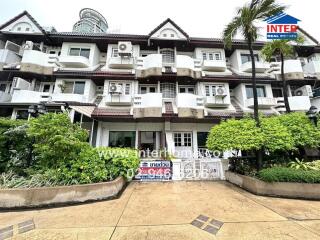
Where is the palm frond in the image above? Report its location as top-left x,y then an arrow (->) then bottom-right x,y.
222,16 -> 242,49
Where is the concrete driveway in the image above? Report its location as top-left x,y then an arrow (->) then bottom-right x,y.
1,181 -> 320,239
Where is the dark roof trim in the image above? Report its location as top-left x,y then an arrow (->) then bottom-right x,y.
0,11 -> 47,35
149,18 -> 189,39
298,27 -> 319,45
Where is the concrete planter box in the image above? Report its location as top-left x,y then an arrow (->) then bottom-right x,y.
226,171 -> 320,200
0,176 -> 125,209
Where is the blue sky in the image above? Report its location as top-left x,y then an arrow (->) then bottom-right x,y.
1,0 -> 319,41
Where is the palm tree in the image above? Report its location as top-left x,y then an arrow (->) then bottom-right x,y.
261,37 -> 304,113
223,0 -> 285,127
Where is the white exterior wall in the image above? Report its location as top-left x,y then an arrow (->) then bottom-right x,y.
0,49 -> 21,64
60,42 -> 101,67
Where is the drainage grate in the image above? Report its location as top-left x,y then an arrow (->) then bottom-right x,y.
191,215 -> 224,235
18,219 -> 35,234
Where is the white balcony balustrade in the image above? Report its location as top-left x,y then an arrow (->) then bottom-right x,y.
176,93 -> 204,108
0,49 -> 21,68
11,90 -> 51,103
136,54 -> 163,77
0,91 -> 12,102
205,96 -> 230,107
51,93 -> 87,103
246,97 -> 277,108
304,59 -> 320,77
11,90 -> 88,104
276,96 -> 311,112
133,93 -> 162,118
267,60 -> 304,79
241,61 -> 270,73
175,55 -> 201,77
202,59 -> 227,72
58,55 -> 90,68
108,57 -> 135,69
21,50 -> 59,74
105,94 -> 132,106
176,93 -> 204,118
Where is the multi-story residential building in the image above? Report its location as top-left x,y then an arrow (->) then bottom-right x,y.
1,9 -> 320,180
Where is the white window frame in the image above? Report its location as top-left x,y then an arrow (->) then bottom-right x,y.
139,84 -> 158,94
178,85 -> 195,94
40,82 -> 54,93
173,132 -> 192,147
202,52 -> 222,61
69,47 -> 91,59
64,81 -> 86,95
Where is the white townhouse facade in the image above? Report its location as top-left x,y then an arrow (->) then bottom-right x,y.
1,9 -> 320,180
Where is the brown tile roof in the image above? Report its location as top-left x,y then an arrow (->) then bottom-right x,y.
92,107 -> 132,117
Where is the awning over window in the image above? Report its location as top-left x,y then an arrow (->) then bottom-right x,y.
70,105 -> 95,118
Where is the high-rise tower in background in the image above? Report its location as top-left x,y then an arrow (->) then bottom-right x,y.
73,8 -> 108,33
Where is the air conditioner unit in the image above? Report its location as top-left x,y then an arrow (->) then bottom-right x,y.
109,84 -> 123,94
294,85 -> 313,97
215,86 -> 227,96
118,42 -> 132,56
23,41 -> 34,50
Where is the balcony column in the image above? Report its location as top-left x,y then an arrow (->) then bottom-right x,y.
29,79 -> 36,91
157,81 -> 160,93
192,130 -> 198,159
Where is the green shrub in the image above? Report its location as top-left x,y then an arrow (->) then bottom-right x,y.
97,147 -> 140,180
57,146 -> 109,184
27,113 -> 89,169
258,167 -> 320,183
308,160 -> 320,170
0,118 -> 32,174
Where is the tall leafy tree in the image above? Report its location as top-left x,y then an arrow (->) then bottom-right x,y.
261,37 -> 304,113
223,0 -> 285,126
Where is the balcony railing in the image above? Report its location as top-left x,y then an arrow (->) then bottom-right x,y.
11,90 -> 51,103
0,49 -> 22,67
176,93 -> 204,108
108,57 -> 135,69
202,59 -> 227,72
205,96 -> 230,107
276,96 -> 311,111
246,97 -> 277,108
105,94 -> 132,106
133,93 -> 162,108
241,61 -> 270,73
58,55 -> 90,68
304,60 -> 320,75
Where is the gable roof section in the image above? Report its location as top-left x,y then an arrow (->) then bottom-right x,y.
0,11 -> 47,35
149,18 -> 189,40
265,12 -> 301,24
297,27 -> 319,45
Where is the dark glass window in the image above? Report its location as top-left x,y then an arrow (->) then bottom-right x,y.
246,85 -> 266,99
74,82 -> 85,94
197,132 -> 209,148
16,110 -> 29,120
109,131 -> 136,148
272,88 -> 283,98
241,54 -> 259,64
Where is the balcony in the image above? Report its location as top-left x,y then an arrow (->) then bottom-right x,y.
21,50 -> 58,74
246,97 -> 277,108
304,59 -> 320,78
205,96 -> 230,107
267,60 -> 304,79
276,96 -> 311,112
105,94 -> 132,106
133,93 -> 162,118
11,90 -> 51,104
176,93 -> 204,118
51,93 -> 87,103
108,57 -> 134,69
175,55 -> 201,78
0,91 -> 11,102
58,55 -> 90,68
0,49 -> 21,69
11,90 -> 88,104
202,60 -> 227,72
241,61 -> 270,73
136,54 -> 163,77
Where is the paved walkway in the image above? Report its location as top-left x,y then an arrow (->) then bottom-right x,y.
1,181 -> 320,239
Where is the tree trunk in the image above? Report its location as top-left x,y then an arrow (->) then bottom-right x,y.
281,53 -> 291,113
248,39 -> 263,170
248,41 -> 260,127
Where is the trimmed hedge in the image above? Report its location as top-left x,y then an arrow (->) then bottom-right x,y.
258,167 -> 320,183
